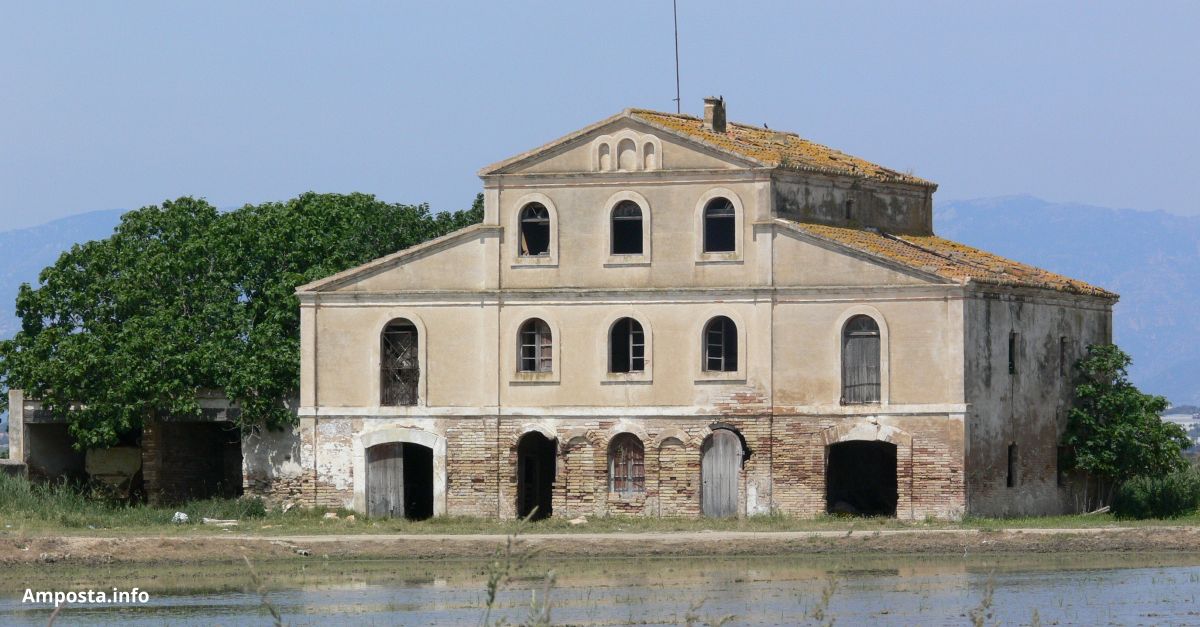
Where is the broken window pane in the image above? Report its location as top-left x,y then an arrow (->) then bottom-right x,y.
703,316 -> 738,372
609,317 -> 645,373
381,319 -> 419,405
519,203 -> 551,256
519,318 -> 552,372
610,201 -> 643,255
703,198 -> 736,253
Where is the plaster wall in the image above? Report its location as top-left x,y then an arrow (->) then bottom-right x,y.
772,292 -> 965,407
494,176 -> 771,290
963,289 -> 1113,516
772,172 -> 933,235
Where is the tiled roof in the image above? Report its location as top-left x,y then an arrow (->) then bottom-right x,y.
631,109 -> 935,187
779,219 -> 1116,298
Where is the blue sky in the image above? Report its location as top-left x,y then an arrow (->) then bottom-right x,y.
2,1 -> 1198,228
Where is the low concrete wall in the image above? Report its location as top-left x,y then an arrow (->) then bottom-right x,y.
0,459 -> 26,478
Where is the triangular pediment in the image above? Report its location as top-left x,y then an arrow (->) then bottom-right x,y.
297,225 -> 499,293
478,111 -> 762,176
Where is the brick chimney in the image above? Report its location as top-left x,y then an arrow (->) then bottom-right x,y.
703,96 -> 726,133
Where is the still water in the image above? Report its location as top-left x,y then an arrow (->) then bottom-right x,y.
3,553 -> 1199,625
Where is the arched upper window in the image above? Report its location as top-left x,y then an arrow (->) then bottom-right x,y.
703,316 -> 738,372
518,203 -> 551,257
609,317 -> 645,373
703,198 -> 736,253
610,201 -> 643,255
518,318 -> 553,373
608,433 -> 645,494
381,318 -> 419,405
842,315 -> 881,404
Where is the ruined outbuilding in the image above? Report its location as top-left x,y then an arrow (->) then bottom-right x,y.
245,98 -> 1115,519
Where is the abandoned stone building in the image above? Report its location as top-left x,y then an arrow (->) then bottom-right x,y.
243,97 -> 1116,520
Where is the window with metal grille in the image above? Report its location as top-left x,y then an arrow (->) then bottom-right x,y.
608,433 -> 645,494
703,316 -> 738,372
380,319 -> 419,406
610,201 -> 643,255
703,198 -> 736,253
518,203 -> 550,256
609,317 -> 645,373
841,315 -> 880,404
1008,331 -> 1019,375
518,318 -> 553,373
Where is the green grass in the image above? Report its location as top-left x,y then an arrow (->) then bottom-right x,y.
2,472 -> 1199,537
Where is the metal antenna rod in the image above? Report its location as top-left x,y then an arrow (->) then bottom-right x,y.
673,0 -> 681,113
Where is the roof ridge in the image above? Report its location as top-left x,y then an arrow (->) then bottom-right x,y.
776,218 -> 1115,298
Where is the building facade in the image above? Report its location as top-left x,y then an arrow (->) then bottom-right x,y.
244,98 -> 1115,519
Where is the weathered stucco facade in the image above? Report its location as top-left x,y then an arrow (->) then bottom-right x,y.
246,99 -> 1115,520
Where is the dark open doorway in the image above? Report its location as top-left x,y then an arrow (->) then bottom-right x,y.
825,440 -> 898,517
366,442 -> 433,520
517,432 -> 556,520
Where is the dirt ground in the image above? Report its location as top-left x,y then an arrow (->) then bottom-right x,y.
3,526 -> 1200,566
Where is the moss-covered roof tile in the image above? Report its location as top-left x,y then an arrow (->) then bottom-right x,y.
781,220 -> 1116,298
631,109 -> 935,187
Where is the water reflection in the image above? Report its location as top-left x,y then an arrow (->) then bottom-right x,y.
2,553 -> 1198,626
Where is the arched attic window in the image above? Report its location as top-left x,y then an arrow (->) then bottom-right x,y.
841,315 -> 881,404
518,318 -> 553,373
518,203 -> 551,257
703,316 -> 738,372
381,319 -> 419,405
609,317 -> 645,373
608,433 -> 645,494
610,201 -> 643,255
703,197 -> 736,253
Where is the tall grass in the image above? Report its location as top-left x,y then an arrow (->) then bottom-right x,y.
6,471 -> 1200,536
0,472 -> 268,529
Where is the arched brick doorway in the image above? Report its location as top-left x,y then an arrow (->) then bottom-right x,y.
517,432 -> 556,520
366,442 -> 434,520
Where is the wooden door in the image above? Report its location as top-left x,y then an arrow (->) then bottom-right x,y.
701,430 -> 741,517
366,443 -> 405,518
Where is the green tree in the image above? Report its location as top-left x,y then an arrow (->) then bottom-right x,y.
1063,343 -> 1191,507
0,192 -> 482,449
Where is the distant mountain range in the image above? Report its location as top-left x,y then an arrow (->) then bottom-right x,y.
0,209 -> 124,338
0,196 -> 1194,407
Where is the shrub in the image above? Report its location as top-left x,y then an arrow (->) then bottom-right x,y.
1112,467 -> 1200,519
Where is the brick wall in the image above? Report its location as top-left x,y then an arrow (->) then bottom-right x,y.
246,411 -> 966,520
143,419 -> 242,504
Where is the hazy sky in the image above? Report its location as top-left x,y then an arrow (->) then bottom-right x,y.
2,2 -> 1198,228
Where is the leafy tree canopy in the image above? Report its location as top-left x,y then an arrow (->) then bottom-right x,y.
0,192 -> 482,449
1064,343 -> 1191,501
